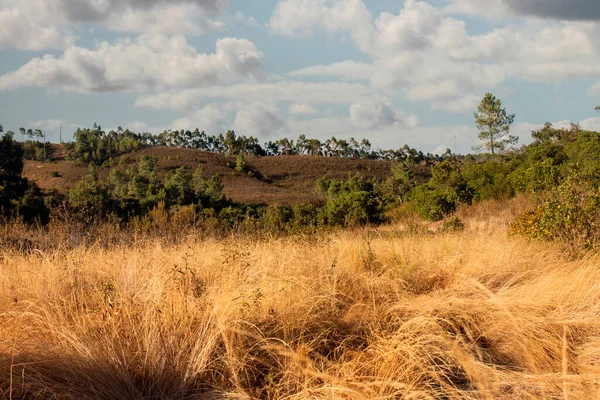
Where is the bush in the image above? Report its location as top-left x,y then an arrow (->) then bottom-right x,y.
410,185 -> 458,221
261,204 -> 292,232
510,175 -> 600,254
235,154 -> 247,172
0,133 -> 49,223
318,174 -> 386,227
291,203 -> 318,232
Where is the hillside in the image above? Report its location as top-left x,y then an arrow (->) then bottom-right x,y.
22,145 -> 410,205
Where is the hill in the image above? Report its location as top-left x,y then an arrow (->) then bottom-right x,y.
22,145 -> 417,205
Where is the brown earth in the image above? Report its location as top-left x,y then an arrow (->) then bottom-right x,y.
22,145 -> 419,205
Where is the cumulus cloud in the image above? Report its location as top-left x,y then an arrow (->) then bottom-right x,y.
233,102 -> 287,137
289,103 -> 319,116
0,35 -> 264,92
372,0 -> 444,54
171,104 -> 226,133
106,3 -> 226,35
269,0 -> 600,112
268,0 -> 374,52
0,8 -> 72,50
349,97 -> 418,129
0,0 -> 230,47
269,0 -> 506,112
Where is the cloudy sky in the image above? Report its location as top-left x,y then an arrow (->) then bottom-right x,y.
1,0 -> 600,153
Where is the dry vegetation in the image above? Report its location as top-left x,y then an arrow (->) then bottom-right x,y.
22,145 -> 397,205
1,201 -> 600,399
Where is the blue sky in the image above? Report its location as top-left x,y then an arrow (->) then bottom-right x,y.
1,0 -> 600,153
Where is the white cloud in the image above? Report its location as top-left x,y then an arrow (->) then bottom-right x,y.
443,0 -> 511,20
233,102 -> 287,137
289,103 -> 319,116
231,11 -> 260,28
288,61 -> 374,81
135,81 -> 376,111
0,8 -> 72,50
0,0 -> 230,49
171,104 -> 226,134
268,0 -> 374,52
268,0 -> 600,113
349,97 -> 418,129
0,35 -> 264,92
372,0 -> 444,54
106,3 -> 225,35
553,117 -> 600,131
432,144 -> 451,155
26,119 -> 85,142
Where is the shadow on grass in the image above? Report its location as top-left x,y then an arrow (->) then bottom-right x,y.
0,352 -> 229,400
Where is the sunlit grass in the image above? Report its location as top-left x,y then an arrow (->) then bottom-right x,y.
1,210 -> 600,399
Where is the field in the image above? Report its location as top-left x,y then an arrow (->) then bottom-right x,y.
22,145 -> 402,205
2,200 -> 600,399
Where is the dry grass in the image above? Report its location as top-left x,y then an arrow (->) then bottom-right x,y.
1,211 -> 600,399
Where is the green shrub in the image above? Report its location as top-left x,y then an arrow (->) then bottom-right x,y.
318,174 -> 385,227
235,154 -> 247,172
410,185 -> 457,221
510,175 -> 600,254
261,204 -> 292,232
50,171 -> 61,178
291,203 -> 318,232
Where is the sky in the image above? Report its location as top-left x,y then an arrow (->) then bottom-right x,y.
1,0 -> 600,154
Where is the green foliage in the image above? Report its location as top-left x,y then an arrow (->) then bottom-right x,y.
68,165 -> 113,217
165,167 -> 195,206
461,159 -> 517,201
564,129 -> 600,184
318,174 -> 386,227
0,131 -> 48,222
22,140 -> 46,161
378,161 -> 416,206
262,204 -> 293,232
407,160 -> 474,221
510,175 -> 600,254
430,160 -> 474,204
410,185 -> 458,222
235,154 -> 247,172
474,93 -> 517,155
290,203 -> 318,232
68,125 -> 143,165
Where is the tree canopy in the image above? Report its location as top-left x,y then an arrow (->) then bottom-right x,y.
474,93 -> 517,155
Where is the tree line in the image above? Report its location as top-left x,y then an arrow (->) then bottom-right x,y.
60,124 -> 443,167
4,93 -> 600,247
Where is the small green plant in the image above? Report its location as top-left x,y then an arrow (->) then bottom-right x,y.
50,171 -> 61,178
235,154 -> 247,172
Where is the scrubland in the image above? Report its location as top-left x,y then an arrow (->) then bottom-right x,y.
1,200 -> 600,400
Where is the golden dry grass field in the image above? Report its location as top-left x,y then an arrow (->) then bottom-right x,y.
1,204 -> 600,399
